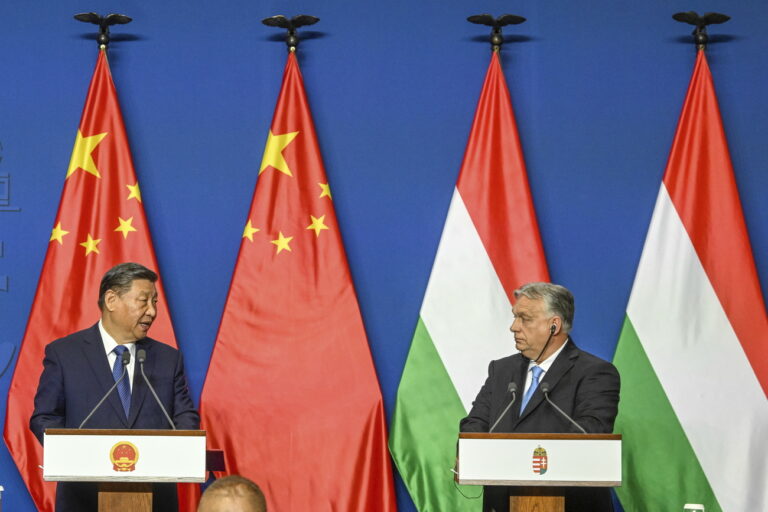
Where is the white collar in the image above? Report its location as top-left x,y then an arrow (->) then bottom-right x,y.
99,320 -> 136,356
527,338 -> 569,374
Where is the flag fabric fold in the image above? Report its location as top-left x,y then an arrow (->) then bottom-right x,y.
613,50 -> 768,512
3,50 -> 178,512
199,52 -> 397,511
389,51 -> 549,511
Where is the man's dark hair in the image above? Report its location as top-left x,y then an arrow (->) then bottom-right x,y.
98,262 -> 158,310
198,475 -> 267,512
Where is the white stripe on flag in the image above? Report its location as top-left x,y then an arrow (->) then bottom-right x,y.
627,185 -> 768,511
421,189 -> 513,412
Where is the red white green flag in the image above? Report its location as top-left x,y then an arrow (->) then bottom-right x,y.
614,50 -> 768,512
389,51 -> 549,511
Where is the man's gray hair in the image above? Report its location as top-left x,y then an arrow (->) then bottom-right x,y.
514,282 -> 575,333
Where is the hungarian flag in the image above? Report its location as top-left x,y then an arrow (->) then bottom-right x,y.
613,51 -> 768,511
2,50 -> 179,511
199,53 -> 397,511
389,51 -> 549,511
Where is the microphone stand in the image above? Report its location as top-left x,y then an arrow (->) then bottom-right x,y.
137,349 -> 176,430
79,350 -> 130,429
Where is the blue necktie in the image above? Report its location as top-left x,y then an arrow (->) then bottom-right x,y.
520,365 -> 544,412
112,345 -> 131,417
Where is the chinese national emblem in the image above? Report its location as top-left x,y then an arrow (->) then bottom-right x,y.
532,445 -> 548,475
110,441 -> 139,472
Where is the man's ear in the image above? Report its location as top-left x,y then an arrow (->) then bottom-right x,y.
104,289 -> 119,312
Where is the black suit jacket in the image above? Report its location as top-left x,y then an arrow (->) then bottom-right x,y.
30,324 -> 200,512
460,340 -> 620,512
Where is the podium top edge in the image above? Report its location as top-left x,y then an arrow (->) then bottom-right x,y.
45,429 -> 206,437
459,433 -> 621,440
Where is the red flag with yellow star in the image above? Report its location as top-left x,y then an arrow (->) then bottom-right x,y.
3,50 -> 180,511
199,53 -> 397,511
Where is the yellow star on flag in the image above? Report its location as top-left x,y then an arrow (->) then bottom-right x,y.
243,220 -> 260,242
270,232 -> 294,254
126,182 -> 142,202
66,130 -> 108,179
260,130 -> 299,176
115,217 -> 137,239
79,233 -> 102,256
50,222 -> 70,245
318,182 -> 332,200
306,215 -> 330,237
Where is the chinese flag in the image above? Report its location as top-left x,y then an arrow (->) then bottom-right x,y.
199,53 -> 397,511
3,50 -> 179,511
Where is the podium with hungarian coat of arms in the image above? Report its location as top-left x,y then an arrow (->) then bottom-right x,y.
43,429 -> 206,511
457,433 -> 622,512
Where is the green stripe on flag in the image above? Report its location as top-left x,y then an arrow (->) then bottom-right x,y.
390,318 -> 481,512
614,316 -> 721,512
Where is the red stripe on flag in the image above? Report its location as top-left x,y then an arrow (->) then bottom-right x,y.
662,51 -> 768,395
456,52 -> 549,299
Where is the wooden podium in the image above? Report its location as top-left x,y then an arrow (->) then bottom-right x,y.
457,433 -> 622,512
44,429 -> 206,512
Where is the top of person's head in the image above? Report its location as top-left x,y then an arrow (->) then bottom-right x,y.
513,282 -> 574,333
98,262 -> 158,311
197,475 -> 267,512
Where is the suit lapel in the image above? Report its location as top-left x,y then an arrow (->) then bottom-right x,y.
81,324 -> 129,427
513,340 -> 579,427
509,357 -> 530,424
127,339 -> 154,428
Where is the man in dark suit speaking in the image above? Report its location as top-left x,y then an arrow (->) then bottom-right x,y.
460,282 -> 620,512
30,262 -> 200,511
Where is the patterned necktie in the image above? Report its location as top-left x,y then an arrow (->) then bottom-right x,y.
520,365 -> 544,412
112,345 -> 131,417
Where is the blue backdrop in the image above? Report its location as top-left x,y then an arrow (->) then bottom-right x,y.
1,1 -> 766,510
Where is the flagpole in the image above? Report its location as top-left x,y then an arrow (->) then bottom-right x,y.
73,12 -> 133,51
671,11 -> 730,51
467,13 -> 526,53
262,14 -> 320,53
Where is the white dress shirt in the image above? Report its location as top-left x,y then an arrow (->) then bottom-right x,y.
99,320 -> 136,390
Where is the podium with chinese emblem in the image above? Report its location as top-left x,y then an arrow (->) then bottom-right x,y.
457,433 -> 622,512
44,429 -> 206,512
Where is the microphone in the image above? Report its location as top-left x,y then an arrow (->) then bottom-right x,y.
137,349 -> 176,430
79,349 -> 131,428
539,382 -> 587,434
489,382 -> 518,433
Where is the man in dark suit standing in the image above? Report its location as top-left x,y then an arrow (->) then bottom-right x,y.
460,282 -> 620,512
30,262 -> 200,512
